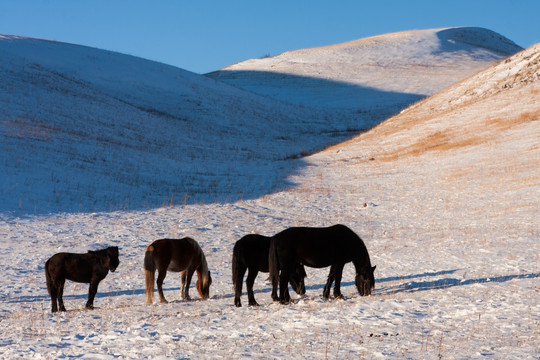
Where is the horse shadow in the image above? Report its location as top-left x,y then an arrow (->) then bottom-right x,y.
248,269 -> 539,298
300,269 -> 460,293
5,271 -> 539,305
375,272 -> 540,295
3,286 -> 221,306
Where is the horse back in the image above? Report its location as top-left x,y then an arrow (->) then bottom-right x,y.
274,224 -> 362,268
47,252 -> 97,283
234,234 -> 271,272
149,238 -> 203,273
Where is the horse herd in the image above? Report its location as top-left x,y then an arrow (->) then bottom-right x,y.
44,224 -> 376,313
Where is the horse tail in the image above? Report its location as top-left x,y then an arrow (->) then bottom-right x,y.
268,236 -> 280,294
144,245 -> 156,304
231,241 -> 242,288
44,258 -> 53,296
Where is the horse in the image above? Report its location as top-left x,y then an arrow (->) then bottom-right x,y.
269,224 -> 376,304
232,234 -> 307,307
45,246 -> 119,313
144,238 -> 212,304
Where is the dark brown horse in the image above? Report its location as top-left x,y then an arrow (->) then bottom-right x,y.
144,238 -> 212,304
269,224 -> 375,304
232,234 -> 306,307
45,246 -> 119,312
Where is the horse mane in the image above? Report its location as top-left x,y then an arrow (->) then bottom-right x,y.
197,247 -> 210,288
186,238 -> 210,290
87,247 -> 109,256
87,246 -> 118,257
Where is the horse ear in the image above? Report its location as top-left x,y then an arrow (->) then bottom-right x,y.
372,265 -> 376,272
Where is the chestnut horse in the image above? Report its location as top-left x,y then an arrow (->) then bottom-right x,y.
269,224 -> 375,304
232,234 -> 306,307
45,246 -> 119,312
144,238 -> 212,304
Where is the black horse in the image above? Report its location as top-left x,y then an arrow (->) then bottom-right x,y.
269,224 -> 375,304
232,234 -> 306,307
45,246 -> 119,312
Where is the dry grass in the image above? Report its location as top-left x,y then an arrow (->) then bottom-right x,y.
3,118 -> 59,141
377,105 -> 539,162
379,131 -> 483,161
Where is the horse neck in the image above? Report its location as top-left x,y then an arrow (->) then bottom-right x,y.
352,243 -> 372,271
196,250 -> 210,284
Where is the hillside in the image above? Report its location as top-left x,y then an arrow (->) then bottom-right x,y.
0,44 -> 538,358
0,35 -> 345,214
0,28 -> 522,215
0,37 -> 538,358
208,27 -> 522,129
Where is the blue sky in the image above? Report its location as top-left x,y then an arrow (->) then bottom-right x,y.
1,0 -> 539,74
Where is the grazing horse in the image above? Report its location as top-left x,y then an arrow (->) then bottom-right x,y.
269,224 -> 376,304
45,246 -> 119,313
232,234 -> 307,307
144,238 -> 212,304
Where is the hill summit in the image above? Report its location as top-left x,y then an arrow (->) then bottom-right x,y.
208,27 -> 522,129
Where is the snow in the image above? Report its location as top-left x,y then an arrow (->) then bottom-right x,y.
0,29 -> 539,359
208,27 -> 522,129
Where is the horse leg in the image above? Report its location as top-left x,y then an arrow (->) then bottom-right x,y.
332,264 -> 345,299
182,269 -> 194,300
49,279 -> 59,313
234,263 -> 247,307
86,278 -> 100,310
156,269 -> 168,303
246,269 -> 259,306
57,279 -> 66,312
180,271 -> 187,300
279,267 -> 291,304
271,269 -> 279,302
323,265 -> 336,299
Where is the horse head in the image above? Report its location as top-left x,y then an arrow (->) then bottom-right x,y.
196,270 -> 212,299
355,265 -> 376,296
289,263 -> 307,295
107,246 -> 120,272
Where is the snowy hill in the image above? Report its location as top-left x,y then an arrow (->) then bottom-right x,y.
0,43 -> 538,358
0,35 -> 347,214
0,31 -> 538,358
208,27 -> 522,129
0,28 -> 521,215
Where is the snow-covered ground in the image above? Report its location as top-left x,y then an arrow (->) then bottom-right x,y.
0,30 -> 538,359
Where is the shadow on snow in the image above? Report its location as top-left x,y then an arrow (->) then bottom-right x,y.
3,271 -> 538,306
2,69 -> 423,216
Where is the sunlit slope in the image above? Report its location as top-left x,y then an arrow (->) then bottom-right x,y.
303,43 -> 539,232
209,27 -> 522,129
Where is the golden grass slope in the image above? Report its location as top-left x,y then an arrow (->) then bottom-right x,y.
305,44 -> 539,236
328,43 -> 539,163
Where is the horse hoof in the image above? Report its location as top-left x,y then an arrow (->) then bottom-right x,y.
248,302 -> 260,307
86,305 -> 94,310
